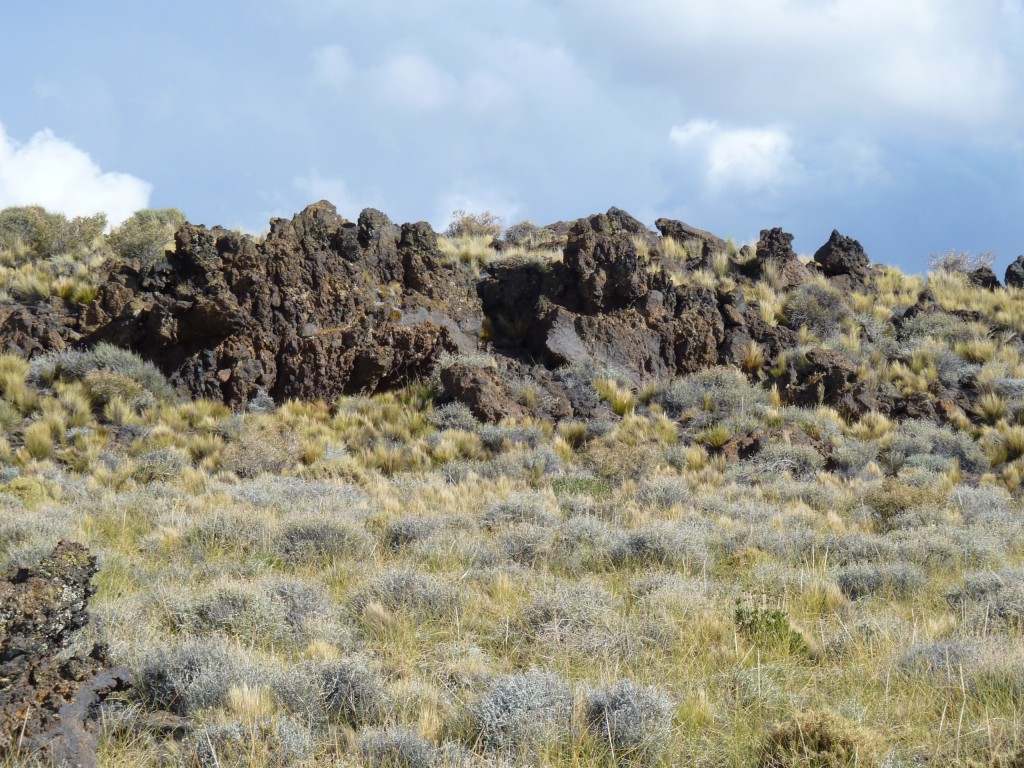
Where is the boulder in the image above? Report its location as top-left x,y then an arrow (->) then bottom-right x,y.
478,209 -> 726,386
654,218 -> 728,258
748,228 -> 810,290
813,230 -> 871,284
440,363 -> 527,423
1005,256 -> 1024,289
0,542 -> 129,768
968,265 -> 1000,290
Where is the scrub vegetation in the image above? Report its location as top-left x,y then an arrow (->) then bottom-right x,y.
2,207 -> 1024,767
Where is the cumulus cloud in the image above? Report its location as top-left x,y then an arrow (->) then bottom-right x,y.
670,120 -> 797,192
0,122 -> 150,225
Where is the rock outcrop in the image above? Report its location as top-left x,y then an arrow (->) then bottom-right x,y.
813,230 -> 872,289
654,218 -> 728,260
745,228 -> 811,290
1005,256 -> 1024,289
0,542 -> 129,768
478,209 -> 724,384
84,202 -> 482,407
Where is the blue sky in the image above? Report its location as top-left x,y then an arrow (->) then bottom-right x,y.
1,0 -> 1022,273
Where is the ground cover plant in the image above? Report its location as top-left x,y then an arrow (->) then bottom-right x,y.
2,205 -> 1024,766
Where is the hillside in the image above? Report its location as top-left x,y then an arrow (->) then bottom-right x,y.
2,202 -> 1024,767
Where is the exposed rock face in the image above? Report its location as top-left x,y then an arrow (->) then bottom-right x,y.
748,228 -> 810,290
478,209 -> 724,384
813,230 -> 871,287
0,301 -> 80,358
0,542 -> 129,768
1005,256 -> 1024,289
654,218 -> 728,259
85,202 -> 482,407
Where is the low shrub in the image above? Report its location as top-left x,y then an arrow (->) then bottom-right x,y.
134,639 -> 261,715
469,669 -> 573,755
584,680 -> 674,765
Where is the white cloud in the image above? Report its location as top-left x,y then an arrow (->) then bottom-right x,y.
312,45 -> 353,90
561,0 -> 1023,134
371,54 -> 457,111
671,120 -> 797,192
0,122 -> 150,225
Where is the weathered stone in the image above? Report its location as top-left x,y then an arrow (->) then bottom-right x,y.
0,542 -> 129,768
813,230 -> 871,282
1005,256 -> 1024,289
86,201 -> 481,407
654,218 -> 728,258
440,364 -> 527,423
749,228 -> 810,290
968,265 -> 1000,290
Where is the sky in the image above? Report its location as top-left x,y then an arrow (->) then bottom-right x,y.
1,0 -> 1023,273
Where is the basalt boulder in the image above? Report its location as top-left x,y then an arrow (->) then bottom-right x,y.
0,542 -> 130,768
84,202 -> 482,407
1005,256 -> 1024,289
813,230 -> 872,289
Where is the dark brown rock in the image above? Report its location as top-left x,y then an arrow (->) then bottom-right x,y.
1005,256 -> 1024,289
86,201 -> 482,407
968,265 -> 999,290
478,210 -> 726,387
0,542 -> 129,768
654,218 -> 728,258
0,301 -> 81,358
748,228 -> 810,290
440,363 -> 527,423
813,230 -> 871,282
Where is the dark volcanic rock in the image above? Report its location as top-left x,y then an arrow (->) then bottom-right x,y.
478,208 -> 725,384
86,202 -> 482,407
440,363 -> 528,423
770,347 -> 870,417
750,228 -> 810,290
968,265 -> 1000,290
654,218 -> 728,259
0,300 -> 81,358
1005,256 -> 1024,289
813,230 -> 871,285
0,542 -> 129,768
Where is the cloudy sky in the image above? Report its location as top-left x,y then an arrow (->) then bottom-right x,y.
2,1 -> 1023,271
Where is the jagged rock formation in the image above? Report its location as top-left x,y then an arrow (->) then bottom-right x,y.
813,229 -> 872,290
479,210 -> 723,384
0,542 -> 129,767
82,202 -> 481,407
0,200 -> 1008,426
742,227 -> 811,290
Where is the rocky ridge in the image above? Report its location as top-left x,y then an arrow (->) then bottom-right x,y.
0,201 -> 1014,427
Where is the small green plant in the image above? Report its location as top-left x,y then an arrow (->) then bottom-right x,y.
735,600 -> 808,655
